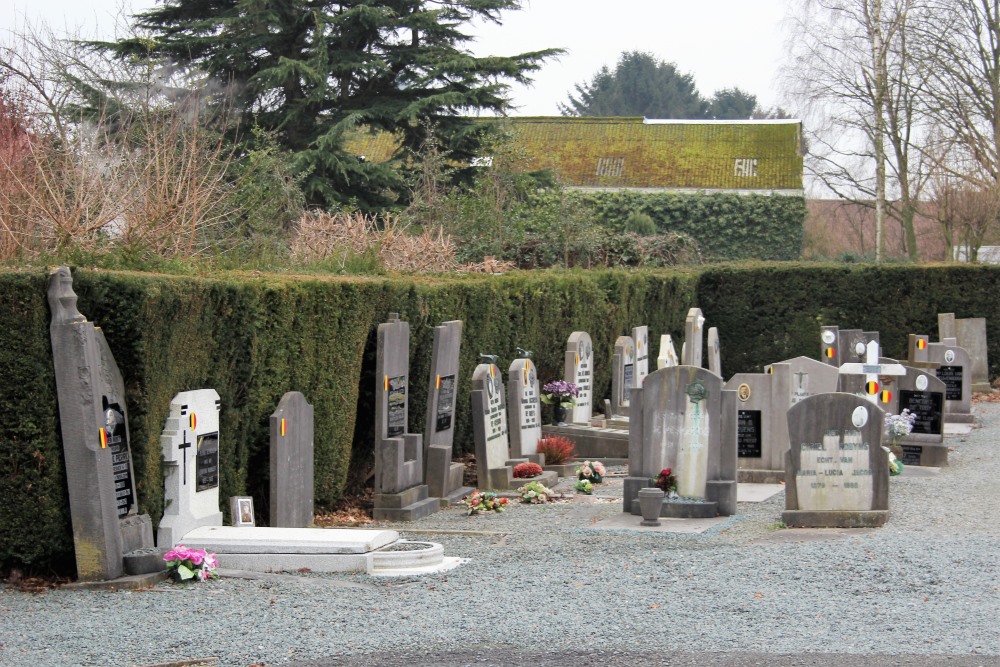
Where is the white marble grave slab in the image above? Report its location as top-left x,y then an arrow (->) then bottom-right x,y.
181,525 -> 399,554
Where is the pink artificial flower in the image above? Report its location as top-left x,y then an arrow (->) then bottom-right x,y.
188,550 -> 205,566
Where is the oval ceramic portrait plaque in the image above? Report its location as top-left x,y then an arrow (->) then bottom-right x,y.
916,375 -> 928,391
822,330 -> 836,345
945,349 -> 956,364
855,341 -> 866,356
852,406 -> 869,428
737,383 -> 751,402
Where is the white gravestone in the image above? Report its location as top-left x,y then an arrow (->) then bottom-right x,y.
508,357 -> 542,459
682,308 -> 705,368
564,332 -> 594,424
657,334 -> 679,369
159,389 -> 223,547
471,362 -> 514,490
610,335 -> 635,418
707,327 -> 722,378
632,325 -> 650,387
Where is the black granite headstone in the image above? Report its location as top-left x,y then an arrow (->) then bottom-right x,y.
737,409 -> 762,458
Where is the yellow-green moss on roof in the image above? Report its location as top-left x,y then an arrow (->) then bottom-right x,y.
343,117 -> 804,190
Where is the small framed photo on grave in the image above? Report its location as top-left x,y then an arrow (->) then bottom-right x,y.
230,496 -> 255,527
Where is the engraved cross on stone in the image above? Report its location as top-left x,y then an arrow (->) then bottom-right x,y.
178,430 -> 192,485
839,340 -> 906,405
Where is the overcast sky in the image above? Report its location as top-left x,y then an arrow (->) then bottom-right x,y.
1,0 -> 792,116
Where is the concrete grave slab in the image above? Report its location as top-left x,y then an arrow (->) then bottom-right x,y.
737,483 -> 785,503
589,513 -> 729,534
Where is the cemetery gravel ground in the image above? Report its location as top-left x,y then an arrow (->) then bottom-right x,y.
3,406 -> 1000,666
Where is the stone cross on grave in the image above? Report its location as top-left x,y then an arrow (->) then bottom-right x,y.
839,340 -> 905,405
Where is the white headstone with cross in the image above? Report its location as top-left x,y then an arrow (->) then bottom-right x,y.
838,340 -> 906,405
158,389 -> 224,547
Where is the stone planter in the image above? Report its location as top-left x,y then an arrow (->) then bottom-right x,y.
637,487 -> 664,526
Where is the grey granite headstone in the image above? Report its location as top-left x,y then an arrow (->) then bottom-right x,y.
763,356 -> 840,479
269,391 -> 314,528
954,318 -> 990,392
632,325 -> 650,387
508,356 -> 543,460
927,342 -> 974,424
623,366 -> 737,517
609,335 -> 635,418
423,320 -> 471,505
783,393 -> 889,528
656,334 -> 679,369
48,267 -> 154,581
564,331 -> 594,424
707,327 -> 722,378
159,389 -> 224,547
373,314 -> 437,521
682,308 -> 705,368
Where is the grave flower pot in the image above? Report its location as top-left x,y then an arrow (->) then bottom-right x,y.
638,487 -> 664,526
553,404 -> 568,426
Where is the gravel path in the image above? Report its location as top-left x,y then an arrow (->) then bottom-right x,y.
3,403 -> 1000,667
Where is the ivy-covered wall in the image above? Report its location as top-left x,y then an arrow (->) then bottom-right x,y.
1,263 -> 997,573
566,191 -> 806,261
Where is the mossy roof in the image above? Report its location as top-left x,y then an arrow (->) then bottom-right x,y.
343,116 -> 803,191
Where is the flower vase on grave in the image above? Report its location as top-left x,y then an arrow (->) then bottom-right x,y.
553,404 -> 568,426
638,487 -> 664,526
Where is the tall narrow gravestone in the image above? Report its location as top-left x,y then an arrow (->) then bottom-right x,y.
159,389 -> 224,547
508,354 -> 543,462
707,327 -> 722,378
564,331 -> 594,424
783,393 -> 889,528
656,334 -> 679,369
837,329 -> 868,366
623,366 -> 737,518
373,314 -> 438,521
609,334 -> 635,418
423,320 -> 472,506
269,392 -> 314,528
632,325 -> 650,387
48,267 -> 155,581
682,308 -> 705,368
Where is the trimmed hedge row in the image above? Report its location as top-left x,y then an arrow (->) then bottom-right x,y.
1,263 -> 997,573
563,191 -> 806,261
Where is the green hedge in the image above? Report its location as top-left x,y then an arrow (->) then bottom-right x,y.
564,191 -> 806,261
1,263 -> 997,573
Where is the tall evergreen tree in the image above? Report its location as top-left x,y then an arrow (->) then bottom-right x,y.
560,50 -> 759,121
559,51 -> 707,118
110,0 -> 559,208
